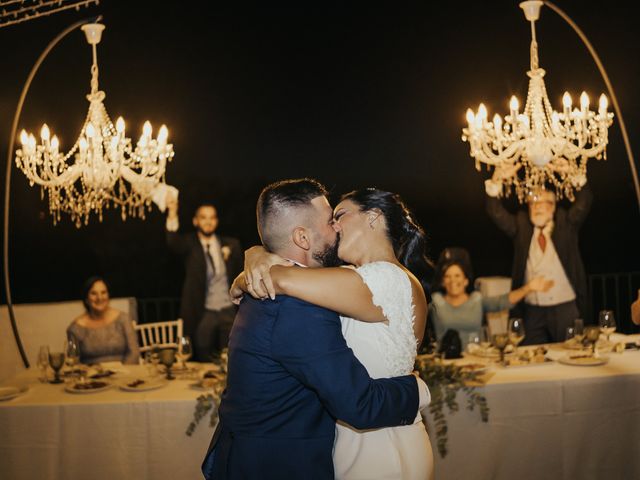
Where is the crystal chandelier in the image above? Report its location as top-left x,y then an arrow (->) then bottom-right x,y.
461,1 -> 613,202
15,23 -> 175,227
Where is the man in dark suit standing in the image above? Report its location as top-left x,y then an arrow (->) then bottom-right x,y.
487,185 -> 592,344
202,179 -> 429,480
166,195 -> 242,360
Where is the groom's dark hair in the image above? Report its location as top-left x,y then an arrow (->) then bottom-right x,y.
257,178 -> 328,252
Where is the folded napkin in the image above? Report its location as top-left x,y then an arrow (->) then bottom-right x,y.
150,183 -> 179,212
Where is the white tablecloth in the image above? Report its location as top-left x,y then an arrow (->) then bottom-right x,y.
0,365 -> 214,480
2,338 -> 640,480
431,334 -> 640,480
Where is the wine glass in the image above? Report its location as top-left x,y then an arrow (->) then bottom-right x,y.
48,351 -> 66,384
64,339 -> 81,380
598,310 -> 616,344
492,333 -> 510,365
158,347 -> 177,380
573,319 -> 585,346
37,345 -> 50,383
507,318 -> 526,351
479,326 -> 491,351
565,327 -> 575,342
177,336 -> 193,370
584,326 -> 601,357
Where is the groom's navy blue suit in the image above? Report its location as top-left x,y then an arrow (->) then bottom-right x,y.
202,294 -> 419,479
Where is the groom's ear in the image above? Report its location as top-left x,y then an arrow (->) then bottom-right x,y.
292,227 -> 311,251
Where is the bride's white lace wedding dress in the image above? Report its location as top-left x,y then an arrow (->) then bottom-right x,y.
333,261 -> 434,480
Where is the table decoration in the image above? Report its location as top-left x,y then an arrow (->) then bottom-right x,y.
186,349 -> 228,436
415,355 -> 489,458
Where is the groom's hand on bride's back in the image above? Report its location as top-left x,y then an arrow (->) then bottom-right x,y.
243,245 -> 293,300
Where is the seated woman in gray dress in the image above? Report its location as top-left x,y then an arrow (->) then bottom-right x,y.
67,276 -> 140,365
429,260 -> 553,348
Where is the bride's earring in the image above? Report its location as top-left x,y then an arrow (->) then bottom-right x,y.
368,213 -> 380,229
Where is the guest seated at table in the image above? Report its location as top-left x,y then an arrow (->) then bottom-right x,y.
66,276 -> 140,365
632,289 -> 640,326
429,256 -> 554,348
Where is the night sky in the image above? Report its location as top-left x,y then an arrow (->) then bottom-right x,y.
1,1 -> 638,307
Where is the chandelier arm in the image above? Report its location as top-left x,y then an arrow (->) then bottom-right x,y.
3,15 -> 102,369
542,0 -> 640,214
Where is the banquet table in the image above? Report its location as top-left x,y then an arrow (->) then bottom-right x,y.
2,337 -> 640,480
430,333 -> 640,480
0,364 -> 215,480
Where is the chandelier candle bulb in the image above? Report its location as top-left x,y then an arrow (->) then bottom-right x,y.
598,94 -> 608,116
493,114 -> 502,138
158,125 -> 168,145
40,124 -> 50,142
50,135 -> 59,152
116,117 -> 125,134
510,95 -> 519,118
580,92 -> 589,117
562,92 -> 572,117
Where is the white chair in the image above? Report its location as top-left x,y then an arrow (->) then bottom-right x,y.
133,319 -> 183,354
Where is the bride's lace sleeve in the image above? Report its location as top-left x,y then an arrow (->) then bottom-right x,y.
356,261 -> 418,376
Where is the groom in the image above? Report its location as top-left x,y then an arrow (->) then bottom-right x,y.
202,178 -> 429,479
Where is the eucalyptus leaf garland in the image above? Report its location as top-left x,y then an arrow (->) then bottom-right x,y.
187,351 -> 490,461
415,356 -> 490,458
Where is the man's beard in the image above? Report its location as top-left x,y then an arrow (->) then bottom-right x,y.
198,227 -> 215,237
313,236 -> 343,267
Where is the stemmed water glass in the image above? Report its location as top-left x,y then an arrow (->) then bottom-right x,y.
37,346 -> 50,382
508,318 -> 526,351
598,310 -> 616,344
584,326 -> 601,357
48,350 -> 66,384
158,347 -> 177,380
492,333 -> 510,365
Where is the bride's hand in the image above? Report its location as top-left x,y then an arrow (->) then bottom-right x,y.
244,245 -> 293,300
229,273 -> 246,304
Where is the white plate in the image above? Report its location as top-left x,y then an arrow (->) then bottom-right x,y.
64,381 -> 111,394
0,386 -> 28,401
117,378 -> 168,392
558,355 -> 609,367
562,340 -> 585,350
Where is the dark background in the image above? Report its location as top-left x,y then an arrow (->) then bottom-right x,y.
1,1 -> 638,306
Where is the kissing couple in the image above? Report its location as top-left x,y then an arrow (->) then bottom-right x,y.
203,178 -> 434,479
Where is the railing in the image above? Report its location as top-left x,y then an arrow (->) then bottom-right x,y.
136,297 -> 180,325
588,271 -> 640,334
136,271 -> 640,334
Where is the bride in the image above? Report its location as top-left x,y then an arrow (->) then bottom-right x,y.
235,188 -> 434,480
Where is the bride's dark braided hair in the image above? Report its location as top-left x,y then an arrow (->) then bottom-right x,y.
340,188 -> 430,285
